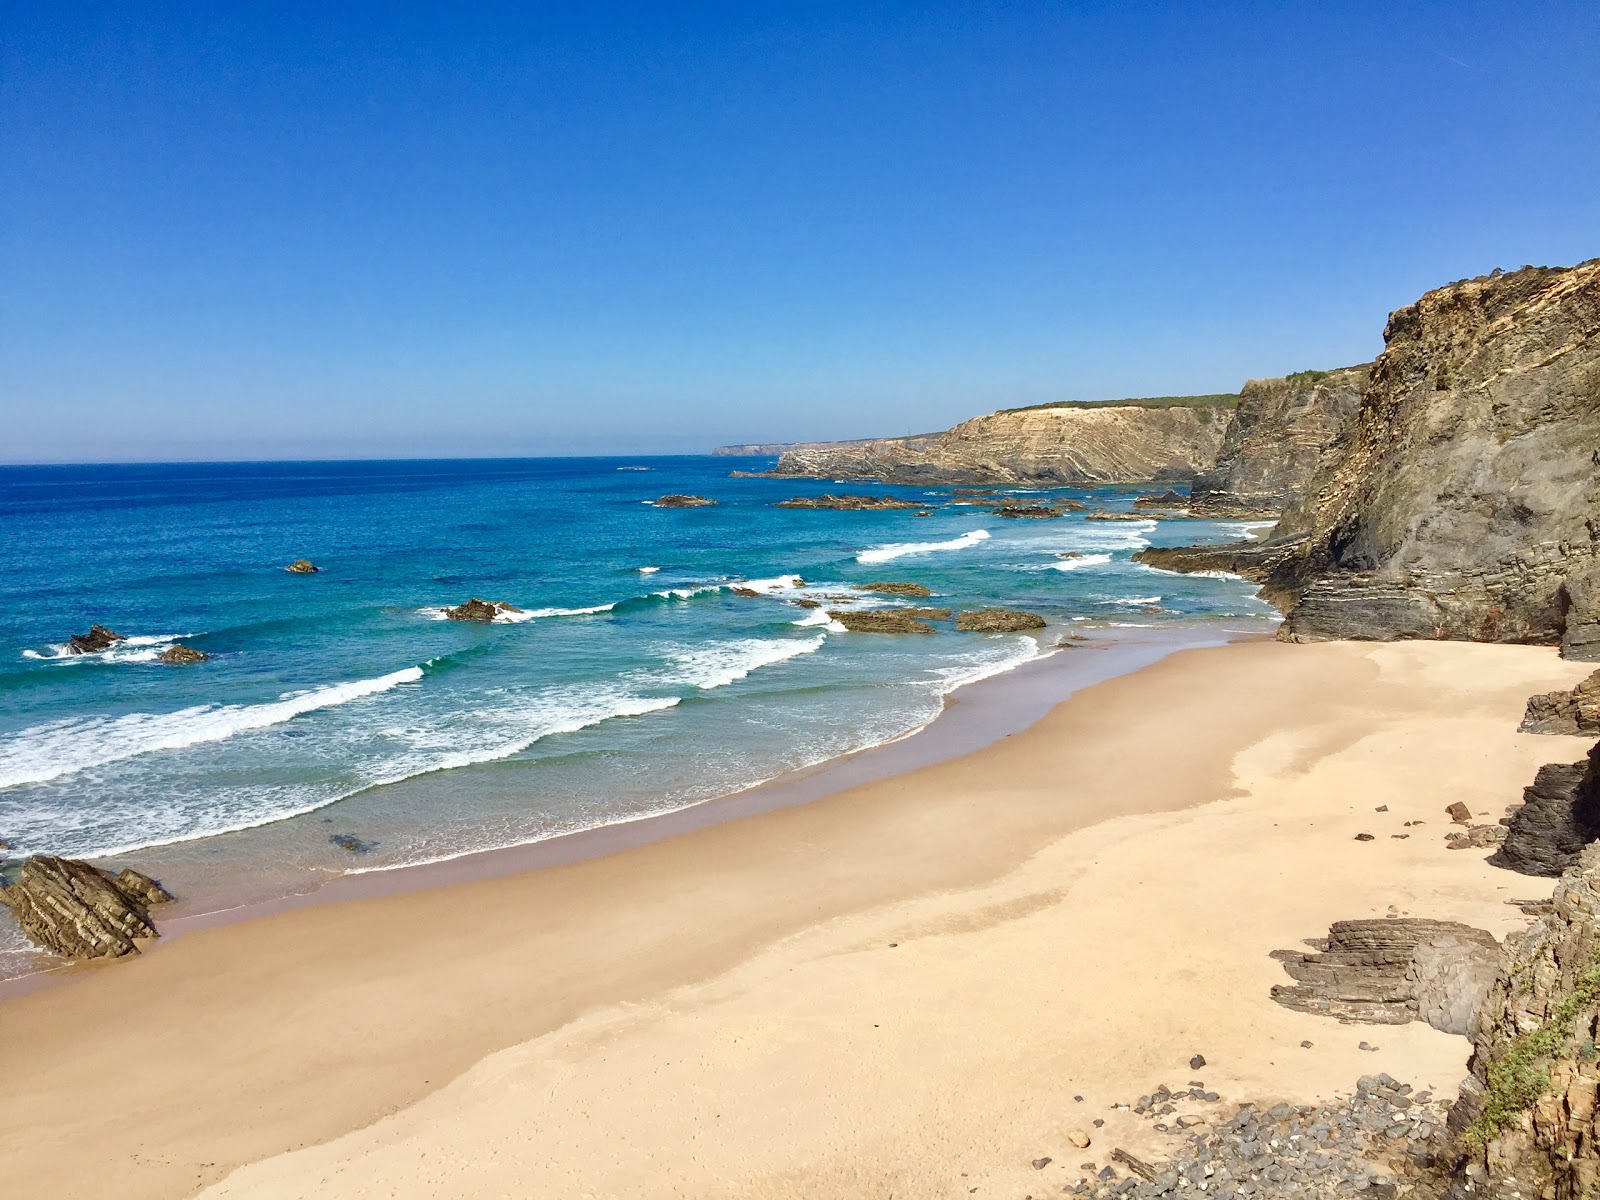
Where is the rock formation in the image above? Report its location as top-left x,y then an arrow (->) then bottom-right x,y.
767,401 -> 1234,486
996,504 -> 1070,518
858,581 -> 932,596
955,608 -> 1047,632
773,494 -> 923,510
0,856 -> 172,959
285,559 -> 319,573
1132,489 -> 1190,510
443,598 -> 523,621
1271,918 -> 1500,1037
826,610 -> 937,634
66,624 -> 124,654
1521,669 -> 1600,735
160,644 -> 208,664
653,494 -> 717,507
1137,260 -> 1600,659
1492,742 -> 1600,877
1186,367 -> 1368,518
1445,843 -> 1600,1195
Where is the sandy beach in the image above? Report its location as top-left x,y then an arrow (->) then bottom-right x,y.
4,636 -> 1594,1199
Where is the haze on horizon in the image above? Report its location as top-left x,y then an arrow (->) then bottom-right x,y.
2,2 -> 1596,465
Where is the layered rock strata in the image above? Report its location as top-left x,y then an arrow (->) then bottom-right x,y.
0,856 -> 173,958
1492,742 -> 1600,878
1521,669 -> 1600,735
1187,367 -> 1368,517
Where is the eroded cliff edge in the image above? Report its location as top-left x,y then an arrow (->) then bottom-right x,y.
1143,260 -> 1600,660
761,399 -> 1235,486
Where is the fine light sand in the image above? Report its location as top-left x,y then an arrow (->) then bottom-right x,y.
4,639 -> 1595,1199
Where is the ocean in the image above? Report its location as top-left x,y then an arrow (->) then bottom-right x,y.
0,456 -> 1275,975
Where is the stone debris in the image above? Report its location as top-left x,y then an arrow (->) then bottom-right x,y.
1060,1075 -> 1450,1198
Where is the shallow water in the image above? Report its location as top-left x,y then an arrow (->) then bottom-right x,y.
0,457 -> 1275,975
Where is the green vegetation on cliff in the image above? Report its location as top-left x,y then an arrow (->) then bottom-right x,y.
1000,393 -> 1239,415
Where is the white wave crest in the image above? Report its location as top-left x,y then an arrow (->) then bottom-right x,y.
1052,553 -> 1112,571
520,603 -> 616,619
664,635 -> 826,690
0,667 -> 424,790
790,608 -> 834,627
1111,595 -> 1162,606
637,566 -> 660,575
856,529 -> 990,564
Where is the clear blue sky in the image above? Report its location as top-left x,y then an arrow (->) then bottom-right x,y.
3,2 -> 1596,463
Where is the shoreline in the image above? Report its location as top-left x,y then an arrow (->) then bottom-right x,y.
0,620 -> 1255,998
4,636 -> 1591,1199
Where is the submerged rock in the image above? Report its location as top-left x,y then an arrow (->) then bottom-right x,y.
160,644 -> 208,664
774,494 -> 922,510
827,610 -> 937,634
859,581 -> 933,597
1520,668 -> 1600,735
66,624 -> 125,654
285,559 -> 320,573
0,855 -> 172,959
443,598 -> 523,622
329,834 -> 378,854
955,608 -> 1047,632
653,494 -> 717,507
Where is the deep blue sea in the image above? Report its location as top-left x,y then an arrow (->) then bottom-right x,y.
0,457 -> 1274,970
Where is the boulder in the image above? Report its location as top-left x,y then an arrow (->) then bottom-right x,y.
826,610 -> 937,634
859,581 -> 933,597
653,494 -> 717,507
1270,917 -> 1500,1036
0,855 -> 172,959
1132,489 -> 1191,509
996,504 -> 1068,519
160,644 -> 208,664
1490,744 -> 1600,877
955,608 -> 1047,632
443,598 -> 523,622
774,494 -> 922,510
285,559 -> 319,573
1520,668 -> 1600,735
66,625 -> 125,655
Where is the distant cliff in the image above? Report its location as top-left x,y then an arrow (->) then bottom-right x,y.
1143,259 -> 1600,660
1187,366 -> 1368,517
764,398 -> 1236,486
710,436 -> 940,457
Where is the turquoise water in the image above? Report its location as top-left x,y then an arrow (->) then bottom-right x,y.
0,457 -> 1272,942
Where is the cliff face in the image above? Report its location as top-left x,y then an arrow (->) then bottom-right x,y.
1187,366 -> 1368,517
771,404 -> 1232,486
1267,261 -> 1600,655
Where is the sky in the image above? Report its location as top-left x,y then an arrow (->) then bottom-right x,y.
2,2 -> 1596,463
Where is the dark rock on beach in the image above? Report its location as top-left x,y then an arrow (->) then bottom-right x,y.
160,644 -> 209,664
653,494 -> 717,507
859,581 -> 933,597
66,624 -> 125,654
955,608 -> 1047,632
285,559 -> 319,573
443,598 -> 523,622
826,610 -> 937,634
0,855 -> 172,959
1490,743 -> 1600,877
774,494 -> 922,510
329,834 -> 378,854
1520,668 -> 1600,735
1270,918 -> 1499,1036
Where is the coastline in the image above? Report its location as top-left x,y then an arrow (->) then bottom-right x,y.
0,620 -> 1251,997
3,635 -> 1593,1198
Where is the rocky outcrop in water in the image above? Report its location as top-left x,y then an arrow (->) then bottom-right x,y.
66,624 -> 124,654
653,494 -> 717,507
1491,742 -> 1600,877
769,402 -> 1233,486
955,608 -> 1047,632
0,856 -> 172,959
1270,918 -> 1501,1037
443,598 -> 522,621
774,494 -> 923,510
1187,367 -> 1368,518
1140,261 -> 1600,658
285,559 -> 319,573
160,644 -> 208,664
827,610 -> 937,633
1521,669 -> 1600,735
859,581 -> 933,596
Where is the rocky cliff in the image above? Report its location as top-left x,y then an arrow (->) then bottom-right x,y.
1187,366 -> 1368,517
768,402 -> 1233,486
1142,260 -> 1600,659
